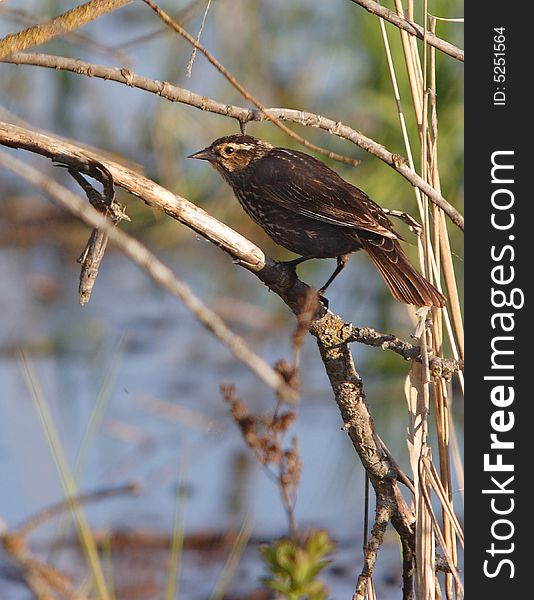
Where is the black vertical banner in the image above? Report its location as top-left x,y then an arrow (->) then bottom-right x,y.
466,3 -> 531,595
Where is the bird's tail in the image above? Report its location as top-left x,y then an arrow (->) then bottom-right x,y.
361,236 -> 446,307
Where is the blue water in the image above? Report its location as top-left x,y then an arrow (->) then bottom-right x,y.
0,1 -> 463,596
0,232 -> 438,598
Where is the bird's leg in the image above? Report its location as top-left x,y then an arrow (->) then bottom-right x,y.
319,254 -> 349,294
279,256 -> 331,309
278,255 -> 317,281
275,256 -> 316,291
282,255 -> 316,269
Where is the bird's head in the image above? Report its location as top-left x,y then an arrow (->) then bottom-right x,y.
188,135 -> 272,174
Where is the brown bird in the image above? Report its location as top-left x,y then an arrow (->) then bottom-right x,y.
189,134 -> 445,307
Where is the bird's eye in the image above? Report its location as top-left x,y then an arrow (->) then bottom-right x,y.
224,146 -> 234,155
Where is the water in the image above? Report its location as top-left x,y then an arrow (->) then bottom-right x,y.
0,236 -> 416,598
0,0 -> 463,595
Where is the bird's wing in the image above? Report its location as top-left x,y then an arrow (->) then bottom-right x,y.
250,148 -> 399,239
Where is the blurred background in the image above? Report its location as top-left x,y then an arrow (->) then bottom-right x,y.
0,1 -> 463,598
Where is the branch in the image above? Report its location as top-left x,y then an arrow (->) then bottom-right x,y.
346,325 -> 463,378
353,503 -> 391,600
67,163 -> 130,305
0,146 -> 297,402
310,313 -> 417,579
1,52 -> 464,230
350,0 -> 464,62
0,0 -> 131,60
0,5 -> 132,64
16,483 -> 140,538
0,121 -> 266,269
141,0 -> 361,168
1,121 -> 425,589
1,482 -> 139,600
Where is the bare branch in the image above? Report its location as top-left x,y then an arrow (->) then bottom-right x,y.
141,0 -> 361,168
346,325 -> 463,377
0,121 -> 266,267
16,483 -> 140,538
67,163 -> 130,305
2,483 -> 139,600
310,312 -> 417,570
185,0 -> 212,78
0,5 -> 132,64
1,52 -> 463,230
353,503 -> 391,600
0,120 -> 321,318
0,0 -> 131,60
350,0 -> 464,62
0,122 -> 437,579
0,146 -> 297,402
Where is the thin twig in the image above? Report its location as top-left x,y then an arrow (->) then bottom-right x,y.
1,52 -> 463,230
381,207 -> 422,234
16,483 -> 140,538
185,0 -> 212,78
141,0 -> 362,168
66,164 -> 130,305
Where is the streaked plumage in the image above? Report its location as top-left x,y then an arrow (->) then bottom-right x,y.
189,134 -> 446,307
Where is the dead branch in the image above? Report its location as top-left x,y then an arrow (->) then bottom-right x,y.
0,146 -> 297,402
0,120 -> 441,594
346,325 -> 463,377
1,51 -> 463,230
0,0 -> 131,59
1,483 -> 139,600
222,384 -> 300,539
66,164 -> 130,305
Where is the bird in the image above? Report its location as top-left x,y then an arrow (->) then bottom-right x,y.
189,134 -> 446,307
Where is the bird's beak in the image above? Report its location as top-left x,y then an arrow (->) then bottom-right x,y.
188,147 -> 216,161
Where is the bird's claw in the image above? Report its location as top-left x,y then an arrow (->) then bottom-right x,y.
318,292 -> 329,310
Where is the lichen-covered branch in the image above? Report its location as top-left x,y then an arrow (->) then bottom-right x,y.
347,325 -> 463,377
